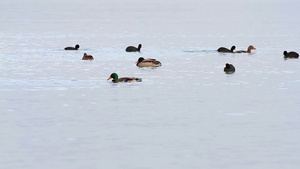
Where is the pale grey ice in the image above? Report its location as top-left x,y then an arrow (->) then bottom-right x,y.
0,0 -> 300,169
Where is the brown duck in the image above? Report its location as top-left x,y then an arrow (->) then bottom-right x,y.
136,57 -> 161,67
82,53 -> 94,60
235,45 -> 256,53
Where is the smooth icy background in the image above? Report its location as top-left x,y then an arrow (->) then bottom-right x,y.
0,0 -> 300,169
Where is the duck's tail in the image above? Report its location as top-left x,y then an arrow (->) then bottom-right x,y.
135,78 -> 142,82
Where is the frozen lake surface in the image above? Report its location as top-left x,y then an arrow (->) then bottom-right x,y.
1,0 -> 300,169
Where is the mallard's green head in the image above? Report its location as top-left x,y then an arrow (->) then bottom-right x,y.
107,73 -> 118,80
137,57 -> 145,63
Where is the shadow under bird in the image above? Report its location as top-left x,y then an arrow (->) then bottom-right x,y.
126,44 -> 142,52
235,45 -> 256,53
224,63 -> 235,74
217,46 -> 236,53
107,73 -> 142,83
136,57 -> 161,67
82,53 -> 94,60
64,44 -> 80,50
283,51 -> 299,59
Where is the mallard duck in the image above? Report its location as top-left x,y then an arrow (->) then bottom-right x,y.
283,51 -> 299,59
235,45 -> 256,53
136,57 -> 161,67
224,63 -> 235,74
64,44 -> 80,50
82,53 -> 94,60
107,73 -> 142,83
217,46 -> 236,53
126,44 -> 142,52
